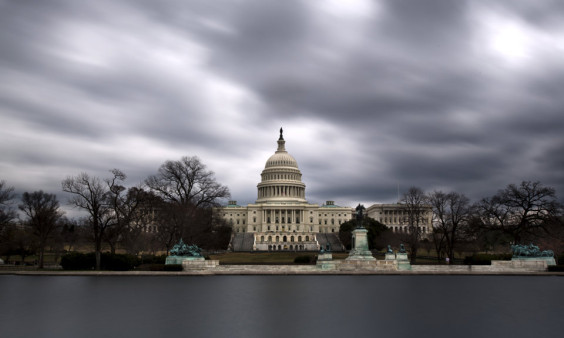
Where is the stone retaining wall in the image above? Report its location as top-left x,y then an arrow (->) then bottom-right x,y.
178,258 -> 550,274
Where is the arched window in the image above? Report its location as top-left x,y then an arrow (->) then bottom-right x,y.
276,236 -> 279,242
261,236 -> 264,242
268,236 -> 272,242
283,235 -> 287,242
305,236 -> 310,241
291,236 -> 295,242
298,236 -> 302,241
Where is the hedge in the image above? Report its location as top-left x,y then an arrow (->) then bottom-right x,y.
548,265 -> 564,272
293,255 -> 313,264
463,253 -> 512,265
163,264 -> 183,271
60,252 -> 142,271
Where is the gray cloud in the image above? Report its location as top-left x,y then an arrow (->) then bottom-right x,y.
1,0 -> 564,215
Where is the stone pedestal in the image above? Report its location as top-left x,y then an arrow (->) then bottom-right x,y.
396,253 -> 408,261
395,253 -> 411,270
346,228 -> 375,261
317,252 -> 336,270
512,257 -> 556,266
385,253 -> 396,260
166,256 -> 206,265
182,259 -> 219,270
165,255 -> 196,265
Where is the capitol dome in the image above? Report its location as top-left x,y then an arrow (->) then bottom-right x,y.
264,140 -> 299,169
256,128 -> 306,203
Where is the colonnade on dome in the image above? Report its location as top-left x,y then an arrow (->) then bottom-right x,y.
257,186 -> 305,200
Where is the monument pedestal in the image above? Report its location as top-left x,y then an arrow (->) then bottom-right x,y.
182,258 -> 219,270
165,255 -> 198,265
512,257 -> 556,266
346,228 -> 375,261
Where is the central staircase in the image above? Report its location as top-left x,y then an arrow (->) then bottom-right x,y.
316,233 -> 345,252
229,232 -> 344,252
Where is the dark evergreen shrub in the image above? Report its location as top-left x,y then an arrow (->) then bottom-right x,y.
137,264 -> 165,271
294,255 -> 313,264
100,253 -> 140,271
61,252 -> 141,270
60,252 -> 95,270
548,265 -> 564,272
463,253 -> 512,265
140,254 -> 167,265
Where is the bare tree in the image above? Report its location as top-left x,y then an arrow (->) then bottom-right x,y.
146,156 -> 230,246
103,171 -> 148,254
62,171 -> 125,270
19,191 -> 64,268
428,191 -> 471,263
146,156 -> 230,208
118,188 -> 158,255
0,180 -> 17,234
475,181 -> 561,244
399,187 -> 429,264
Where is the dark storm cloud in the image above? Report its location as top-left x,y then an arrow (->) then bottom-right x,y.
1,0 -> 564,211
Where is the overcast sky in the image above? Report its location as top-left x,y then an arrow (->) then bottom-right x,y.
1,0 -> 563,215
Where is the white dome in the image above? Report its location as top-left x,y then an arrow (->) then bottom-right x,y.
256,128 -> 307,203
265,152 -> 298,169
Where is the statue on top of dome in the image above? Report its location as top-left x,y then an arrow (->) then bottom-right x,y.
279,127 -> 284,140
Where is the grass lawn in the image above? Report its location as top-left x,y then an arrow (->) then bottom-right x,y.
209,252 -> 349,264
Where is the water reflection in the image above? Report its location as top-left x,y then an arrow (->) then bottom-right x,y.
0,276 -> 562,338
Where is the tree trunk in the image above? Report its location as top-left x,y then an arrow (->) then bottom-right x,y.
410,246 -> 418,265
95,239 -> 102,270
38,245 -> 45,269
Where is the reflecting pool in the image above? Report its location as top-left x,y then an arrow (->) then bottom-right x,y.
0,275 -> 562,338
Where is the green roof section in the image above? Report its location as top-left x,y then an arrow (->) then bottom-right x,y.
225,200 -> 242,207
320,201 -> 341,208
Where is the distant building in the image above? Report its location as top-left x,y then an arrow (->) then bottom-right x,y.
366,204 -> 432,235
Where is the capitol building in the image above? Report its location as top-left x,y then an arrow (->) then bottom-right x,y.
221,129 -> 432,251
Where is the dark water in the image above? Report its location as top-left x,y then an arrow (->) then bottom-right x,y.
0,275 -> 562,338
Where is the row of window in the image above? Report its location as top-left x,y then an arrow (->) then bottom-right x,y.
268,244 -> 305,251
380,217 -> 430,225
258,235 -> 312,242
319,219 -> 343,225
235,226 -> 338,233
392,226 -> 428,233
